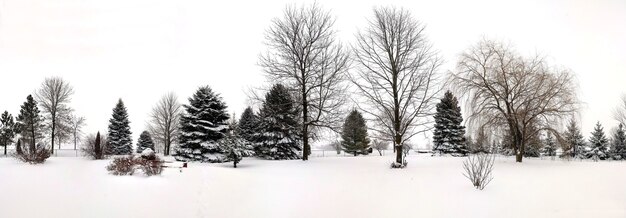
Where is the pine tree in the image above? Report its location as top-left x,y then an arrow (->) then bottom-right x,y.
221,131 -> 254,168
432,91 -> 468,156
238,107 -> 257,144
563,120 -> 585,158
0,111 -> 17,155
340,109 -> 370,156
254,84 -> 301,160
17,95 -> 45,150
542,133 -> 557,157
610,123 -> 626,160
107,99 -> 132,155
586,122 -> 609,160
175,86 -> 230,162
136,131 -> 155,154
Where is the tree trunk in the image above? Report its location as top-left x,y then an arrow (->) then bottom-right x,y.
51,118 -> 56,154
3,145 -> 6,155
302,81 -> 310,161
514,133 -> 524,163
395,139 -> 403,165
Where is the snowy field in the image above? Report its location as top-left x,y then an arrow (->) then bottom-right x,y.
1,154 -> 626,218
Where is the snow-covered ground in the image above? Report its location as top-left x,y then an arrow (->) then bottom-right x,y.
1,154 -> 625,218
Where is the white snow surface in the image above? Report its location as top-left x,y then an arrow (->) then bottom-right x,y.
1,154 -> 625,218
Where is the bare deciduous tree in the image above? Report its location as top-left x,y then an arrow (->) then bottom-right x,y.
69,115 -> 86,150
351,7 -> 442,168
451,38 -> 579,162
36,77 -> 74,154
147,92 -> 182,156
614,94 -> 626,125
260,3 -> 350,161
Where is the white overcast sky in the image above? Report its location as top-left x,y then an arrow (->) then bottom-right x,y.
0,0 -> 624,146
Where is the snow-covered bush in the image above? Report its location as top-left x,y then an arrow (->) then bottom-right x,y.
15,140 -> 50,164
106,150 -> 163,176
106,155 -> 136,175
462,153 -> 495,190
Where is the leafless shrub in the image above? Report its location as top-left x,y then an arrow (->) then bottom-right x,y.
15,141 -> 51,164
106,150 -> 163,176
462,153 -> 495,190
106,155 -> 136,175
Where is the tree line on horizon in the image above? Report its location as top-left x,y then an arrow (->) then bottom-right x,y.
1,3 -> 625,167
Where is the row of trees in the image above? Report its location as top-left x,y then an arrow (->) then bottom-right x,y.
3,3 -> 623,169
0,77 -> 86,161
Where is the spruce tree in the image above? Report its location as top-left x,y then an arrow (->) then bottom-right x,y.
610,123 -> 626,160
564,120 -> 585,158
17,95 -> 45,150
136,131 -> 155,154
221,131 -> 254,168
340,109 -> 370,156
542,133 -> 557,157
254,84 -> 301,160
107,99 -> 132,155
175,86 -> 230,162
0,111 -> 17,155
238,107 -> 257,144
432,91 -> 467,156
586,122 -> 609,160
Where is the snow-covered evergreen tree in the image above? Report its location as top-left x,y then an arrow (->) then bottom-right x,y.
563,120 -> 585,158
542,132 -> 557,157
586,122 -> 609,160
254,84 -> 301,160
221,131 -> 254,168
136,131 -> 155,154
17,95 -> 45,148
238,107 -> 257,145
107,99 -> 132,155
0,111 -> 17,155
432,91 -> 467,156
610,123 -> 626,160
175,86 -> 230,162
341,109 -> 370,156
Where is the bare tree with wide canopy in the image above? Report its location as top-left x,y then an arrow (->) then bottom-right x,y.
260,3 -> 350,161
351,6 -> 442,167
36,77 -> 74,154
451,39 -> 579,162
147,92 -> 182,156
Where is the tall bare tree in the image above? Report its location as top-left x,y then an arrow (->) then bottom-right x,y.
351,7 -> 442,167
69,114 -> 86,150
147,92 -> 182,156
614,94 -> 626,125
36,77 -> 74,154
260,3 -> 350,161
451,38 -> 578,162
